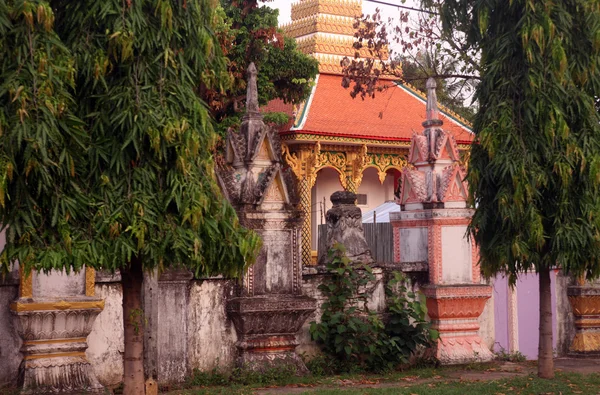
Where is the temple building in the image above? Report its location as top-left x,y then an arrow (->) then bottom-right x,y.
275,0 -> 474,265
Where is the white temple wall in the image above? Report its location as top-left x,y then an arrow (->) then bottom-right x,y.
0,267 -> 579,389
357,168 -> 395,211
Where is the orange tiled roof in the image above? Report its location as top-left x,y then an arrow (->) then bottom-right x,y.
284,74 -> 474,144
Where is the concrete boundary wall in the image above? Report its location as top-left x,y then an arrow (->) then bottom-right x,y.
0,266 -> 576,389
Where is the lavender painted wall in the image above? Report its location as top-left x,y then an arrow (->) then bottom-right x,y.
493,276 -> 509,352
516,271 -> 558,360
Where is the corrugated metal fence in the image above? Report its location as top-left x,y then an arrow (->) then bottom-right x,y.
317,223 -> 394,264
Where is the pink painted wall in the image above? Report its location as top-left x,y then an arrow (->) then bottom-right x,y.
516,270 -> 558,360
493,270 -> 559,360
493,276 -> 510,353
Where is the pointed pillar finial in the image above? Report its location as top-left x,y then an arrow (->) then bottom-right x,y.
423,77 -> 443,128
246,62 -> 259,115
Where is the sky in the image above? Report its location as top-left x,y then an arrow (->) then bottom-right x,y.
260,0 -> 420,26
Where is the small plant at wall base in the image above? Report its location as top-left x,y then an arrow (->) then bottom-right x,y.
309,244 -> 437,373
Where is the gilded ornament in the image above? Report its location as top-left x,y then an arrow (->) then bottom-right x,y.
569,295 -> 600,316
282,144 -> 302,179
10,300 -> 105,312
85,267 -> 96,297
282,132 -> 412,148
19,266 -> 33,298
282,15 -> 355,39
571,332 -> 600,353
296,35 -> 387,59
23,351 -> 87,360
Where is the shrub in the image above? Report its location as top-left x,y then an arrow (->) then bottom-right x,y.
310,244 -> 437,372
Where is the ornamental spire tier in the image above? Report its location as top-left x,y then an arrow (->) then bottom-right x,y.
283,0 -> 388,74
399,78 -> 468,210
391,78 -> 494,364
217,64 -> 316,373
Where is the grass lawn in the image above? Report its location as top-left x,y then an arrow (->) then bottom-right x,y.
297,372 -> 600,394
169,367 -> 600,395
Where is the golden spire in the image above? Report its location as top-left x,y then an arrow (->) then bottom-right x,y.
283,0 -> 363,74
283,0 -> 390,75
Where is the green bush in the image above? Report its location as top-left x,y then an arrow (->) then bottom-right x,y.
309,244 -> 438,372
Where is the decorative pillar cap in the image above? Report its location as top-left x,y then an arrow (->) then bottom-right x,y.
330,191 -> 356,205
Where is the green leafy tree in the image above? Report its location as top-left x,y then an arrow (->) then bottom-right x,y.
209,0 -> 319,134
432,0 -> 600,378
0,1 -> 260,393
0,0 -> 88,274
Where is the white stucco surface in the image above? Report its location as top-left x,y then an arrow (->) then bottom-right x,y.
441,225 -> 472,284
87,283 -> 124,387
400,228 -> 428,263
33,269 -> 85,298
187,280 -> 238,372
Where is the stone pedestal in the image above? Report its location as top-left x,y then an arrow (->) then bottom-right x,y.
10,266 -> 104,392
218,64 -> 316,373
11,296 -> 104,392
422,285 -> 493,364
227,296 -> 316,371
391,78 -> 493,364
318,191 -> 373,266
567,286 -> 600,356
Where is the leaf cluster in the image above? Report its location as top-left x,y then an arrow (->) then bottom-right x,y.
209,1 -> 318,127
438,0 -> 600,282
310,244 -> 436,373
0,0 -> 261,277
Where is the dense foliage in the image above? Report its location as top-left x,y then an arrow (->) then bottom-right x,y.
0,0 -> 88,273
0,0 -> 260,278
211,0 -> 318,133
437,0 -> 600,284
310,245 -> 436,372
432,0 -> 600,378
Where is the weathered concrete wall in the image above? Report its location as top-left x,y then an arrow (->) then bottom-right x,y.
555,272 -> 576,356
87,280 -> 124,387
479,292 -> 496,351
32,268 -> 85,298
155,270 -> 193,383
0,265 -> 576,388
187,279 -> 238,372
0,268 -> 21,389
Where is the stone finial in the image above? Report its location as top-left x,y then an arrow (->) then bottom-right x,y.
245,62 -> 259,115
423,77 -> 443,128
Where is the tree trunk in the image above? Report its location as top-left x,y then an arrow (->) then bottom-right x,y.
538,265 -> 554,379
122,257 -> 146,394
